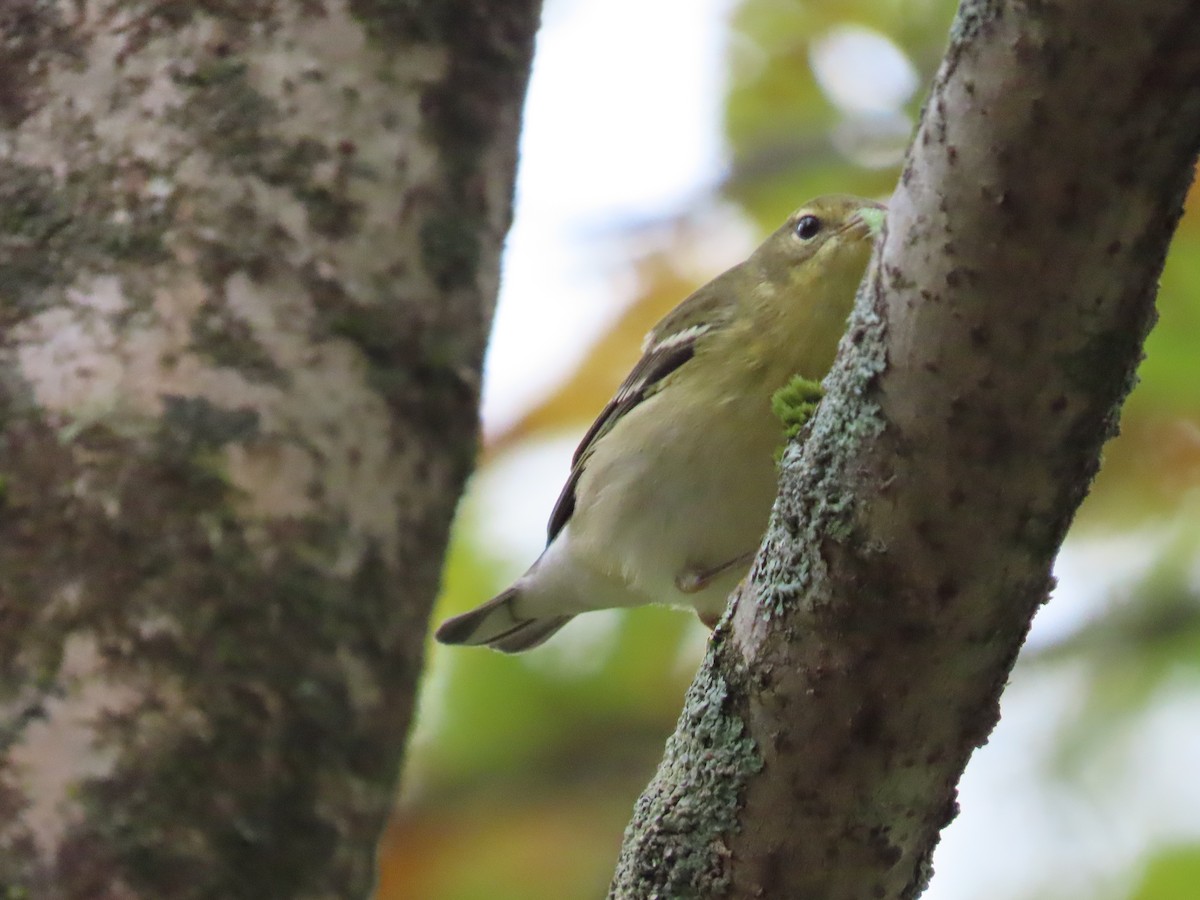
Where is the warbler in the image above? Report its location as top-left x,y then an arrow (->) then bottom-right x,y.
437,196 -> 885,652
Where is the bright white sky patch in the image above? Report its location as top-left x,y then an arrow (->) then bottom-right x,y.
483,0 -> 734,433
810,25 -> 918,115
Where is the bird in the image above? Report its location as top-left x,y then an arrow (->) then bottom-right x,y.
436,195 -> 885,652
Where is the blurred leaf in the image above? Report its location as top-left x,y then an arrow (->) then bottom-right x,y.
1129,845 -> 1200,900
377,787 -> 632,900
724,0 -> 959,225
1138,178 -> 1200,414
1077,414 -> 1200,526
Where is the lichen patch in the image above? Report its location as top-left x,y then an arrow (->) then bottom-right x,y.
7,634 -> 137,857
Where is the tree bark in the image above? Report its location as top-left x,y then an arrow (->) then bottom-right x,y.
611,2 -> 1200,898
0,1 -> 538,896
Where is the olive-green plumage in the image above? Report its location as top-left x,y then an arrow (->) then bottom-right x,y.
437,196 -> 885,652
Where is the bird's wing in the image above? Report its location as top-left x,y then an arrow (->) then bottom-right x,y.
544,321 -> 711,543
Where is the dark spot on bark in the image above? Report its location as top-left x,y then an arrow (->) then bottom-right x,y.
871,830 -> 903,868
191,305 -> 287,385
935,580 -> 959,605
947,396 -> 968,423
159,395 -> 261,456
420,213 -> 480,291
296,185 -> 363,239
0,1 -> 76,128
851,702 -> 883,745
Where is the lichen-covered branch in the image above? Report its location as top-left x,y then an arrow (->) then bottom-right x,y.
611,1 -> 1200,897
0,1 -> 539,896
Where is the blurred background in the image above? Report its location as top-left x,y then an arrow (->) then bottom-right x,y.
378,0 -> 1200,897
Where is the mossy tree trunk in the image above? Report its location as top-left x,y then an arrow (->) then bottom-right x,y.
0,2 -> 539,896
611,1 -> 1200,898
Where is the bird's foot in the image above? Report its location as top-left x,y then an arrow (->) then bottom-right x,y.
674,551 -> 754,594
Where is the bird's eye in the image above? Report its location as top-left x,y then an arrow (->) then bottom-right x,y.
794,214 -> 822,240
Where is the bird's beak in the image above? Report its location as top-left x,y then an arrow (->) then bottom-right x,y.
848,204 -> 886,239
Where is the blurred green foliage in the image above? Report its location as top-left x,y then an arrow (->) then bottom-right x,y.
384,1 -> 1200,897
725,0 -> 957,222
1131,845 -> 1200,900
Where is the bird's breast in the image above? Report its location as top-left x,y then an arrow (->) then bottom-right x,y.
570,386 -> 782,607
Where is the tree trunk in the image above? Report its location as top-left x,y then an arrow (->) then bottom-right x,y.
611,1 -> 1200,898
0,2 -> 539,896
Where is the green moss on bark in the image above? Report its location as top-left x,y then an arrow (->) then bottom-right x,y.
755,282 -> 891,620
771,374 -> 824,460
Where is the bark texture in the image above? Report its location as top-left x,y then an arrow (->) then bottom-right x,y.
0,1 -> 538,896
611,1 -> 1200,898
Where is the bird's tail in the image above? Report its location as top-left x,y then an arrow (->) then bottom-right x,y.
435,588 -> 573,653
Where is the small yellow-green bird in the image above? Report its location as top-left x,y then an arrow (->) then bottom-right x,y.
437,195 -> 885,652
